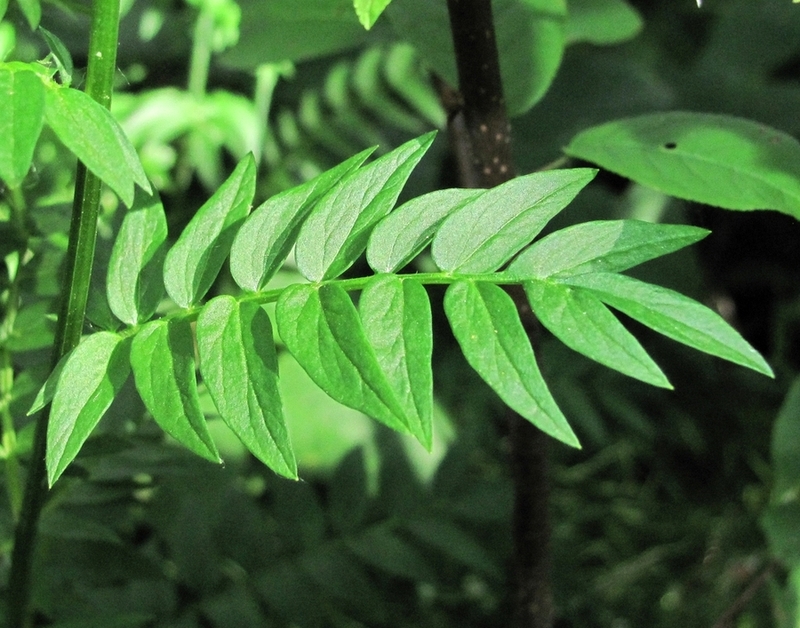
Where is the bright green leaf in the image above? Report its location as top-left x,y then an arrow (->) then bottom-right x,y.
354,0 -> 392,29
39,26 -> 73,86
563,272 -> 774,377
566,0 -> 642,45
0,67 -> 44,188
443,280 -> 580,447
367,188 -> 484,273
360,275 -> 432,449
524,279 -> 670,387
276,283 -> 410,434
197,296 -> 296,478
17,0 -> 40,29
106,190 -> 167,325
230,147 -> 373,292
28,349 -> 71,416
44,85 -> 151,207
565,112 -> 800,219
507,220 -> 708,279
47,332 -> 131,486
163,155 -> 256,308
295,131 -> 436,281
130,319 -> 220,463
431,168 -> 596,273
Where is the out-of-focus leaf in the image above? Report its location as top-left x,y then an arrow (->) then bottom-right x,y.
566,0 -> 642,44
0,67 -> 44,188
566,112 -> 800,219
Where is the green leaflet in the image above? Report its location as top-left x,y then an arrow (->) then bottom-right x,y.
360,275 -> 433,449
0,67 -> 44,188
354,0 -> 392,29
524,279 -> 670,388
565,112 -> 800,219
230,147 -> 373,292
16,0 -> 40,29
431,168 -> 597,273
163,155 -> 256,308
507,220 -> 708,279
294,131 -> 435,282
443,280 -> 580,447
130,319 -> 220,463
106,191 -> 167,326
276,283 -> 410,435
47,332 -> 131,486
197,296 -> 296,478
565,0 -> 642,45
43,84 -> 150,207
39,26 -> 73,86
563,272 -> 774,377
367,188 -> 484,274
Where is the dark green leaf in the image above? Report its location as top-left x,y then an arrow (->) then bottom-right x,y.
44,85 -> 151,207
565,112 -> 800,218
524,279 -> 670,387
431,168 -> 596,273
39,26 -> 73,86
566,0 -> 642,45
230,148 -> 373,292
367,188 -> 484,273
444,280 -> 579,447
770,376 -> 800,501
106,190 -> 167,325
564,272 -> 774,377
354,0 -> 392,29
16,0 -> 40,29
130,319 -> 220,463
163,155 -> 256,308
295,131 -> 435,281
0,67 -> 45,188
763,503 -> 800,566
507,220 -> 708,279
47,332 -> 131,486
276,283 -> 410,434
346,525 -> 435,580
197,296 -> 296,478
360,275 -> 432,448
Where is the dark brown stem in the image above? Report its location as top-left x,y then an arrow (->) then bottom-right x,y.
444,1 -> 554,627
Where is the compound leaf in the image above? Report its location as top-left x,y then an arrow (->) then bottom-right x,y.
197,296 -> 296,478
107,190 -> 167,325
130,319 -> 220,463
507,219 -> 708,279
0,67 -> 44,188
276,283 -> 410,434
432,168 -> 596,273
444,280 -> 579,447
231,147 -> 373,292
524,279 -> 670,387
47,332 -> 131,486
564,272 -> 774,377
295,131 -> 435,282
360,275 -> 432,449
164,155 -> 256,308
367,188 -> 484,273
565,112 -> 800,219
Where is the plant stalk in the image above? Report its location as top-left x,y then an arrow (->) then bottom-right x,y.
444,1 -> 554,626
7,0 -> 121,624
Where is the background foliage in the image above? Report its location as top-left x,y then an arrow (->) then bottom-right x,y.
1,0 -> 800,626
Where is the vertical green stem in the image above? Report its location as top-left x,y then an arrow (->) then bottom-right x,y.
7,0 -> 121,625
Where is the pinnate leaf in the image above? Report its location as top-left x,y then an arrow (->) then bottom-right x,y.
444,280 -> 580,447
563,272 -> 774,377
360,275 -> 432,448
197,296 -> 296,478
524,279 -> 670,388
231,147 -> 373,292
431,168 -> 596,273
0,66 -> 44,188
276,283 -> 410,434
47,332 -> 131,485
565,112 -> 800,219
507,219 -> 708,279
367,188 -> 484,273
107,191 -> 167,325
163,155 -> 256,308
295,131 -> 436,281
130,319 -> 220,463
44,84 -> 150,206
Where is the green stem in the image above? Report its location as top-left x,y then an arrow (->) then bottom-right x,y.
7,0 -> 121,625
188,8 -> 214,99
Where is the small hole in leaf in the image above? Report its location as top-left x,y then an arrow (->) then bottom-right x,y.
664,142 -> 677,149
